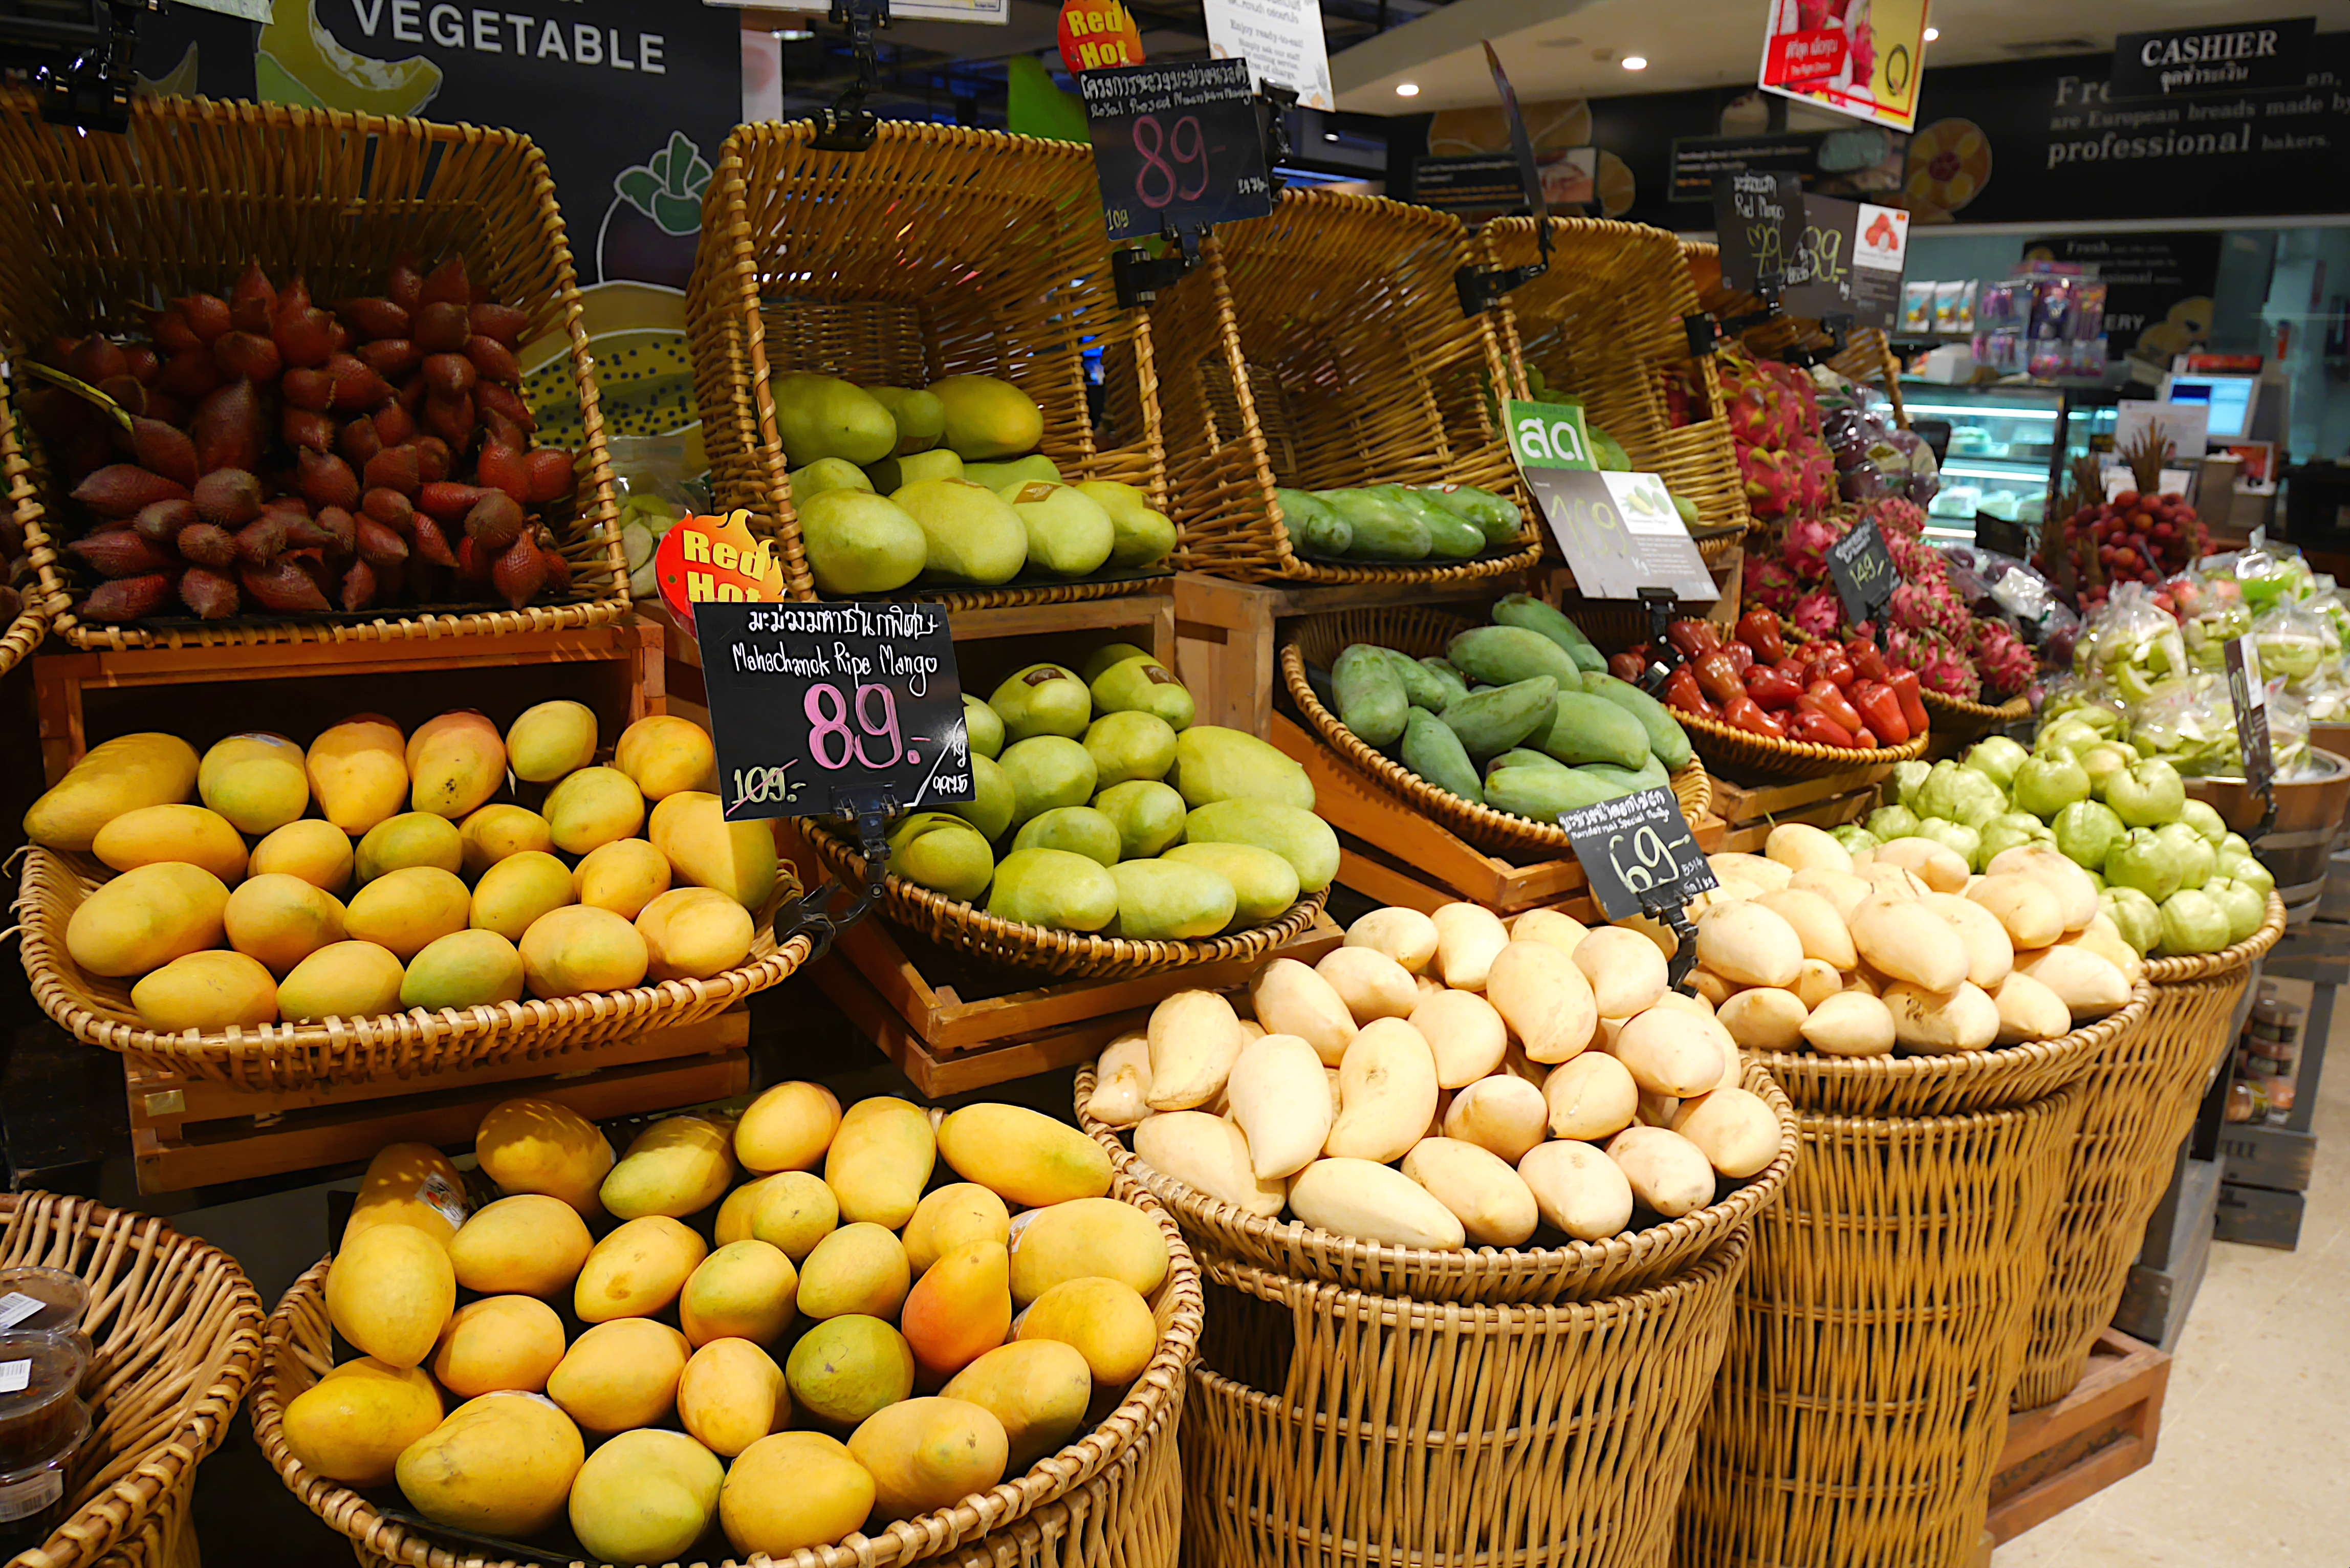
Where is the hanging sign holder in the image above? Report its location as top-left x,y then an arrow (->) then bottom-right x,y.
814,0 -> 891,151
1454,41 -> 1551,317
1083,57 -> 1277,308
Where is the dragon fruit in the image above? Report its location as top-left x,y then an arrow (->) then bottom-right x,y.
1726,385 -> 1775,449
1972,619 -> 2034,700
1740,446 -> 1798,517
1889,626 -> 1984,702
1783,512 -> 1847,577
1888,579 -> 1971,643
1792,589 -> 1844,641
1749,557 -> 1801,616
1885,530 -> 1948,589
1865,495 -> 1927,540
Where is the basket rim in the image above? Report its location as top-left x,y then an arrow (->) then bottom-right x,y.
249,1165 -> 1203,1568
1920,688 -> 2032,723
802,823 -> 1330,978
1078,1057 -> 1798,1303
1,1189 -> 266,1568
2144,891 -> 2286,984
15,846 -> 813,1073
1278,636 -> 1712,853
1673,701 -> 1932,770
0,594 -> 45,679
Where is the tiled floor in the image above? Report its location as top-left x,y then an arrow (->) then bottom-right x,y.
1997,977 -> 2350,1565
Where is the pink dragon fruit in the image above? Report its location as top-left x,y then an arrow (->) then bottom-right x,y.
1740,446 -> 1798,517
1888,579 -> 1970,643
1792,589 -> 1844,640
1865,496 -> 1927,539
1885,529 -> 1948,589
1972,619 -> 2034,700
1726,385 -> 1776,450
1783,512 -> 1846,577
1749,557 -> 1801,616
1888,626 -> 1984,702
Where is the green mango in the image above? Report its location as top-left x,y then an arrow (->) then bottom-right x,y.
1538,691 -> 1650,770
1376,486 -> 1481,559
1446,624 -> 1585,688
1487,748 -> 1568,776
1163,841 -> 1300,925
1006,481 -> 1115,578
1108,859 -> 1237,939
1576,755 -> 1670,794
799,489 -> 926,596
1083,710 -> 1179,789
1365,648 -> 1442,711
863,447 -> 963,494
997,736 -> 1097,831
863,385 -> 945,455
1490,594 -> 1606,673
1183,800 -> 1340,893
1333,644 -> 1408,747
1080,643 -> 1155,684
945,754 -> 1015,843
893,478 -> 1027,584
962,694 -> 1004,760
989,663 -> 1092,743
1318,488 -> 1428,560
772,372 -> 898,466
1094,780 -> 1188,860
931,374 -> 1045,461
886,812 -> 994,902
1275,488 -> 1352,557
1011,805 -> 1122,867
1587,421 -> 1631,471
1576,672 -> 1693,772
1402,707 -> 1485,804
1073,481 -> 1178,570
1169,726 -> 1313,810
963,454 -> 1063,495
1485,766 -> 1631,822
1090,656 -> 1196,731
988,846 -> 1117,931
1415,657 -> 1470,709
1441,676 -> 1558,759
789,457 -> 875,499
1422,485 -> 1524,548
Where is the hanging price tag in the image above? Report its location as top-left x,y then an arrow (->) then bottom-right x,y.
1557,789 -> 1720,923
1825,517 -> 1900,627
2225,634 -> 2274,793
1506,400 -> 1717,604
693,600 -> 974,822
1080,58 -> 1275,244
1711,170 -> 1807,293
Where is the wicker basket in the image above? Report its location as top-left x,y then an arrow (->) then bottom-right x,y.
14,846 -> 813,1091
1280,608 -> 1713,854
1183,1230 -> 1747,1568
252,1167 -> 1200,1568
1674,702 -> 1930,781
1921,688 -> 2032,747
802,823 -> 1326,981
1145,191 -> 1541,586
1,359 -> 55,680
1081,1059 -> 1797,1306
2016,897 -> 2285,1408
0,91 -> 627,653
0,1191 -> 264,1568
686,121 -> 1165,611
1683,242 -> 1909,426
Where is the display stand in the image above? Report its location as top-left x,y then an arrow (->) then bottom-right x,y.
2212,915 -> 2344,1248
1990,1330 -> 2171,1545
1705,763 -> 1901,855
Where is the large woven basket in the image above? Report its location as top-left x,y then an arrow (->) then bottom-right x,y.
1081,1059 -> 1797,1306
1684,242 -> 1909,427
0,1191 -> 264,1568
1672,702 -> 1929,781
801,823 -> 1326,981
14,846 -> 813,1091
251,1166 -> 1200,1568
0,91 -> 627,652
2017,897 -> 2285,1408
1183,1231 -> 1748,1568
686,120 -> 1165,611
1281,607 -> 1712,854
1145,191 -> 1541,586
1921,688 -> 2032,751
1,361 -> 54,679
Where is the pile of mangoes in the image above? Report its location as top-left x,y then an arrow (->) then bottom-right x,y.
1328,595 -> 1693,822
772,372 -> 1176,594
24,704 -> 782,1031
284,1086 -> 1175,1565
1274,483 -> 1523,565
887,645 -> 1338,938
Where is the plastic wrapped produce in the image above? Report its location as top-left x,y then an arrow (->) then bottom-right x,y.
2075,583 -> 2191,704
2169,568 -> 2253,672
2252,600 -> 2336,690
2130,674 -> 2317,780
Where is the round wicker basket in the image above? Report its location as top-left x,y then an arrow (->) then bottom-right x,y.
15,846 -> 815,1091
801,823 -> 1329,980
0,596 -> 45,681
0,1191 -> 264,1568
1280,607 -> 1713,854
1672,701 -> 1931,780
1080,1059 -> 1796,1305
252,1167 -> 1201,1568
2017,897 -> 2286,1409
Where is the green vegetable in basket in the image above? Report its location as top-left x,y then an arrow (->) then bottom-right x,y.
1491,593 -> 1606,673
1275,488 -> 1351,557
1333,645 -> 1408,748
1402,708 -> 1484,804
1378,486 -> 1483,560
1318,488 -> 1428,560
1423,484 -> 1524,548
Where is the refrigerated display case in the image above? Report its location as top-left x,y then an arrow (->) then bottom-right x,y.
1898,383 -> 2064,542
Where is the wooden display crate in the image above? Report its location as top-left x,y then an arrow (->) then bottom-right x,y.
125,1009 -> 748,1194
1707,763 -> 1896,856
1988,1330 -> 2170,1543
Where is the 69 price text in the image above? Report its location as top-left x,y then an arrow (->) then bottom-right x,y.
1606,822 -> 1681,900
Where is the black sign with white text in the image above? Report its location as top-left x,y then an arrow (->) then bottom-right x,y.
1081,58 -> 1274,244
1827,518 -> 1901,627
2226,634 -> 2275,794
2113,17 -> 2315,98
1559,788 -> 1719,923
1712,171 -> 1808,293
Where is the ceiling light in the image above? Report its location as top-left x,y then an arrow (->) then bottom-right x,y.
1622,55 -> 1648,70
1324,132 -> 1340,140
1923,26 -> 1939,40
1395,81 -> 1420,96
773,27 -> 813,39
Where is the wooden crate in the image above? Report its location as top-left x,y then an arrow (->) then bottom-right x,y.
34,620 -> 662,785
124,1009 -> 748,1194
2214,1180 -> 2305,1249
1707,763 -> 1895,856
1988,1329 -> 2169,1544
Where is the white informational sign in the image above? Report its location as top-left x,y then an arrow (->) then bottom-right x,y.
2100,464 -> 2196,499
2115,399 -> 2212,463
706,0 -> 1008,22
1201,0 -> 1333,110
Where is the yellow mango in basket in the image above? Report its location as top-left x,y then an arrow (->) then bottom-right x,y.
24,733 -> 198,852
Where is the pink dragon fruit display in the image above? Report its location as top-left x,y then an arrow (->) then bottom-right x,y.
1723,355 -> 1836,522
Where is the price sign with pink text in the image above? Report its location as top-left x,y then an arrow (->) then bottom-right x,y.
693,600 -> 974,821
1080,57 -> 1273,244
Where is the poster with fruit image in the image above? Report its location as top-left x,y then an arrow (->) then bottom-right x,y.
1758,0 -> 1928,134
1426,100 -> 1637,219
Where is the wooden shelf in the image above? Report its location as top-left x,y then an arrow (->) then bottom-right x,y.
1989,1330 -> 2169,1544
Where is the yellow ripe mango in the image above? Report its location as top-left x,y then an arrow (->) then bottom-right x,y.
678,1338 -> 790,1457
249,820 -> 353,894
935,1103 -> 1112,1208
306,715 -> 407,835
93,804 -> 247,885
447,1194 -> 593,1298
749,1170 -> 839,1261
278,941 -> 405,1023
518,904 -> 648,998
131,950 -> 277,1032
902,1183 -> 1012,1276
785,1316 -> 915,1429
568,1428 -> 723,1568
325,1222 -> 455,1368
279,1358 -> 442,1488
721,1431 -> 875,1558
475,1096 -> 613,1216
66,861 -> 229,978
405,710 -> 505,819
602,1114 -> 735,1219
1005,1196 -> 1171,1306
848,1397 -> 1010,1524
467,851 -> 574,941
734,1080 -> 841,1175
574,1214 -> 706,1322
430,1294 -> 565,1397
342,866 -> 469,962
543,766 -> 644,856
395,1391 -> 582,1538
797,1222 -> 911,1321
573,837 -> 671,919
616,714 -> 717,801
900,1238 -> 1011,1385
942,1340 -> 1093,1472
1014,1276 -> 1156,1386
715,1172 -> 784,1246
457,804 -> 553,876
222,873 -> 346,976
546,1316 -> 690,1433
650,791 -> 781,909
24,733 -> 199,852
400,929 -> 525,1012
353,812 -> 463,885
505,699 -> 598,783
823,1096 -> 934,1228
197,733 -> 309,835
680,1239 -> 799,1346
343,1141 -> 468,1249
637,885 -> 755,982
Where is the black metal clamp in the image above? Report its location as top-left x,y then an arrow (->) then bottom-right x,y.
1644,891 -> 1703,995
1113,222 -> 1202,310
773,786 -> 898,965
812,0 -> 890,151
1256,80 -> 1298,197
1635,586 -> 1682,695
1455,213 -> 1552,317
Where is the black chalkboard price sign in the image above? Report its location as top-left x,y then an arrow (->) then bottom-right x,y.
1826,518 -> 1900,628
1711,170 -> 1807,293
1080,58 -> 1275,244
1557,788 -> 1720,923
693,600 -> 974,822
2225,634 -> 2274,795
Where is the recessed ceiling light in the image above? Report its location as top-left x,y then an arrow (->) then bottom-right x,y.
1924,26 -> 1939,40
1396,81 -> 1420,96
1324,132 -> 1340,140
1622,55 -> 1648,70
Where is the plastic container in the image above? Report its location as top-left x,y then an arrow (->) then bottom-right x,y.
0,1267 -> 89,1339
0,1332 -> 89,1472
0,1403 -> 91,1557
